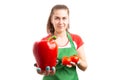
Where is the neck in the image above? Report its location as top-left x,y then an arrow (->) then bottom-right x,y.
54,31 -> 69,47
54,31 -> 67,38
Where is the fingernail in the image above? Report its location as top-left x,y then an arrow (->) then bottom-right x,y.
34,63 -> 37,67
46,66 -> 50,71
37,68 -> 41,72
56,60 -> 59,64
52,66 -> 55,71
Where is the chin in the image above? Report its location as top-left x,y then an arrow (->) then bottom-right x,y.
56,30 -> 66,33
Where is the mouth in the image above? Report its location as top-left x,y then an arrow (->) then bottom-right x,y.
57,25 -> 64,28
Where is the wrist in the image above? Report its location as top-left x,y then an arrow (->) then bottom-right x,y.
77,60 -> 81,66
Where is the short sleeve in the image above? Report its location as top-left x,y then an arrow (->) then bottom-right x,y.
70,33 -> 84,49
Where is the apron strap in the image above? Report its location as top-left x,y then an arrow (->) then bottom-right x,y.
66,32 -> 76,49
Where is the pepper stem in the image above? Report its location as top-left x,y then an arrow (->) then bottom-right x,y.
48,35 -> 57,41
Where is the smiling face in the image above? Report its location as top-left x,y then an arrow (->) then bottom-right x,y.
51,9 -> 69,34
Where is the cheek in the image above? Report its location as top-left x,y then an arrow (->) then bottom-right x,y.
51,18 -> 57,25
65,21 -> 69,26
52,21 -> 59,27
64,19 -> 69,24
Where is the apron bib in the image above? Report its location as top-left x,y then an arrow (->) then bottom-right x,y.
43,32 -> 79,80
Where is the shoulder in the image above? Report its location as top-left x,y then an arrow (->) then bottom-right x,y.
70,33 -> 81,39
69,33 -> 84,49
69,33 -> 83,42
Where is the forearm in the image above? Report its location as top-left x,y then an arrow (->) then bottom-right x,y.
76,45 -> 88,71
77,59 -> 87,71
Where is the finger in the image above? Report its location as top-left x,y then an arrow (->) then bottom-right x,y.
56,60 -> 59,64
34,63 -> 37,67
52,66 -> 55,72
45,66 -> 50,76
70,61 -> 76,66
66,64 -> 72,68
36,68 -> 41,73
50,66 -> 56,75
36,68 -> 41,72
36,68 -> 44,75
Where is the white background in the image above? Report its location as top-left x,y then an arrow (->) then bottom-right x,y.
0,0 -> 120,80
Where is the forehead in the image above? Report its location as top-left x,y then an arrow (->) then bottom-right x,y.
52,9 -> 68,17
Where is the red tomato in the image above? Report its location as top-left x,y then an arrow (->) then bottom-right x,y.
62,56 -> 71,65
70,55 -> 79,64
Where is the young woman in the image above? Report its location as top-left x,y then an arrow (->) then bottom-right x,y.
35,4 -> 87,80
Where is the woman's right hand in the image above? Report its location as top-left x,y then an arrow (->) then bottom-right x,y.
36,66 -> 56,76
34,63 -> 56,76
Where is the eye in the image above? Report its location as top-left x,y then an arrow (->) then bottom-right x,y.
55,17 -> 59,20
62,17 -> 67,20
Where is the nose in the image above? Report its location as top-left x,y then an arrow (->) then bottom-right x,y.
59,19 -> 63,24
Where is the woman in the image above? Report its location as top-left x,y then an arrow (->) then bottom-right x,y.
35,4 -> 87,80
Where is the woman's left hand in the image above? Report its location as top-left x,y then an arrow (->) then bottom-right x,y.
62,55 -> 80,67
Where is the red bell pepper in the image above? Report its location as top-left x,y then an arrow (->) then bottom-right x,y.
33,36 -> 58,70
